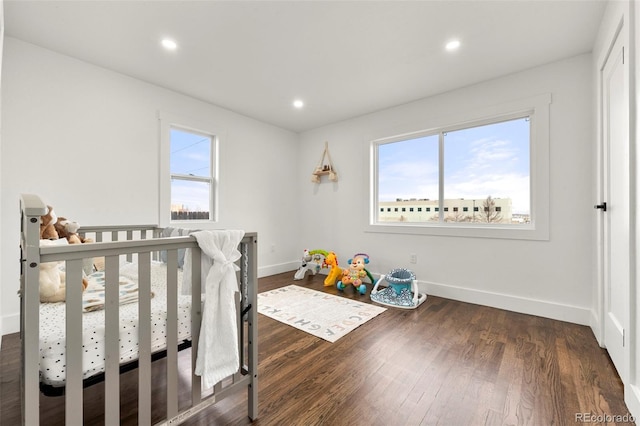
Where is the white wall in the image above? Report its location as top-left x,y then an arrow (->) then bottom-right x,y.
634,0 -> 640,416
633,0 -> 640,417
0,37 -> 301,335
0,0 -> 5,343
298,53 -> 595,325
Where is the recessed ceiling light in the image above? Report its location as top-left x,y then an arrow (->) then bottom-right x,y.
445,39 -> 461,51
161,39 -> 178,50
293,99 -> 304,109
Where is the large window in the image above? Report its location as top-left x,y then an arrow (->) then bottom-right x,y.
159,112 -> 218,225
369,94 -> 550,240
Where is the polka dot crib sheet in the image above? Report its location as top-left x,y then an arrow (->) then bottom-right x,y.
39,262 -> 193,388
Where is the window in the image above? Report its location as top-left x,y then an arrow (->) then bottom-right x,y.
375,116 -> 528,225
160,112 -> 219,226
368,94 -> 550,240
169,128 -> 213,221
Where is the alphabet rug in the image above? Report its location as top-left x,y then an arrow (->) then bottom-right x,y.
257,285 -> 386,343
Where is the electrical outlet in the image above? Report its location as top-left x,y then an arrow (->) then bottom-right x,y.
410,253 -> 417,264
270,244 -> 276,253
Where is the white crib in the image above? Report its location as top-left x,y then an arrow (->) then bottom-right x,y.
19,193 -> 258,424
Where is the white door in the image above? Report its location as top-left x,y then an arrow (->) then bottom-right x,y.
601,32 -> 628,380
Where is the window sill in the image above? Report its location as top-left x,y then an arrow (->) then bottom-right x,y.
365,222 -> 548,241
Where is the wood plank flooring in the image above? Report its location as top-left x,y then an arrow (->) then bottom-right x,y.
0,271 -> 633,425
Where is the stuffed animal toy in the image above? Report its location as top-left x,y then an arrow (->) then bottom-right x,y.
39,256 -> 66,303
39,219 -> 89,302
39,203 -> 92,245
54,217 -> 92,244
40,205 -> 59,240
337,253 -> 371,294
38,239 -> 88,302
39,263 -> 88,303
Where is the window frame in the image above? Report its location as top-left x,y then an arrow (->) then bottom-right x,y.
159,111 -> 220,227
367,94 -> 550,240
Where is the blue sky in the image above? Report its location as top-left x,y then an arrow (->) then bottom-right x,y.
378,117 -> 530,214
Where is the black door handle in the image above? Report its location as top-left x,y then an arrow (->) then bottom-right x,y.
594,202 -> 607,211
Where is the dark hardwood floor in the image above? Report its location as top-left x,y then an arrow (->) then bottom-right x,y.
0,272 -> 633,425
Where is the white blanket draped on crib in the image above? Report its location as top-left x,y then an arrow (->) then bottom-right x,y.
184,229 -> 245,388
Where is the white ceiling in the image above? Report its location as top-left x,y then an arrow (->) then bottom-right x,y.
4,0 -> 607,133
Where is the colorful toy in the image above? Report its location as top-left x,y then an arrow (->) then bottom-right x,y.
337,253 -> 374,295
371,268 -> 427,309
322,251 -> 342,287
293,249 -> 327,280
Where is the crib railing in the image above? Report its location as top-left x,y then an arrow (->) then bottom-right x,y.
79,224 -> 160,263
19,194 -> 258,425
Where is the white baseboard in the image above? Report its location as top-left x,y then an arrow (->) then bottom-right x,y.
589,309 -> 604,346
414,278 -> 591,326
258,261 -> 299,278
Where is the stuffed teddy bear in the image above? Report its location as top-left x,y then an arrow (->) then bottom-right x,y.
40,205 -> 59,240
38,242 -> 66,303
39,238 -> 91,302
39,209 -> 90,302
40,204 -> 92,245
337,253 -> 370,294
39,263 -> 66,302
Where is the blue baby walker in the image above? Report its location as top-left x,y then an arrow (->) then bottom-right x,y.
370,268 -> 427,309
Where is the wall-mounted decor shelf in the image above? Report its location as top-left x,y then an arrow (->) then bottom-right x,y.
311,141 -> 338,183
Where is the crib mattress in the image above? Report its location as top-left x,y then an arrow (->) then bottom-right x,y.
39,262 -> 192,388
